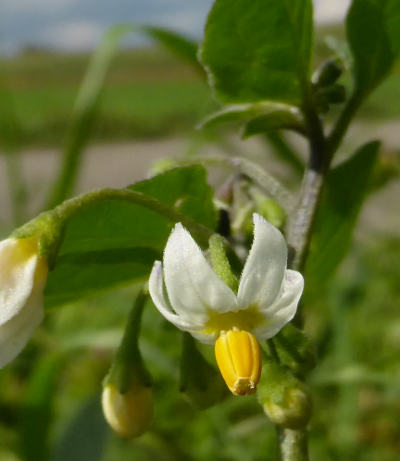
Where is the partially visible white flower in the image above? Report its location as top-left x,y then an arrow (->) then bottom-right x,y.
0,237 -> 48,368
149,213 -> 304,395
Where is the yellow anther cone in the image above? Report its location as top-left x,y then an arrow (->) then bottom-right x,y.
215,329 -> 261,395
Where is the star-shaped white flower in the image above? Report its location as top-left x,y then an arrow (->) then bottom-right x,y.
0,237 -> 48,368
149,213 -> 304,395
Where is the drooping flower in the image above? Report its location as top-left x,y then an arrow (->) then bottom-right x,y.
0,237 -> 48,368
149,213 -> 304,395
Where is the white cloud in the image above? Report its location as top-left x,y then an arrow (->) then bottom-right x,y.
42,21 -> 105,51
314,0 -> 352,24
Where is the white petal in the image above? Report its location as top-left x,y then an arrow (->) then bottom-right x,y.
0,258 -> 47,368
238,214 -> 287,309
149,261 -> 199,331
0,238 -> 39,325
163,224 -> 237,323
253,270 -> 304,340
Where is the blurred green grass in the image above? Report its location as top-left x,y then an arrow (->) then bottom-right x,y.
0,48 -> 214,147
1,46 -> 399,148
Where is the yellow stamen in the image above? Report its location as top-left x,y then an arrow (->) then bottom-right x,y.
215,329 -> 261,396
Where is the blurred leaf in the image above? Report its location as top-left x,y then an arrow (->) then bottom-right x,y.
199,102 -> 305,137
140,26 -> 202,73
305,141 -> 379,294
19,354 -> 63,461
199,0 -> 313,104
53,396 -> 109,461
346,0 -> 400,95
45,166 -> 217,308
46,25 -> 134,209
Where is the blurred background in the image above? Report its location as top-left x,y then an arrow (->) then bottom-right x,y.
0,0 -> 399,460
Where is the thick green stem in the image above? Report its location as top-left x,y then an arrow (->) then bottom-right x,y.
287,168 -> 324,272
275,85 -> 326,461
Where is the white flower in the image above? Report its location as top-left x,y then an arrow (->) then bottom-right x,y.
149,213 -> 303,344
149,213 -> 304,395
0,237 -> 48,368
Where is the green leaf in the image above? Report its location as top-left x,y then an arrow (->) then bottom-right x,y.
305,141 -> 379,294
200,102 -> 305,137
45,166 -> 217,308
140,26 -> 202,73
199,0 -> 313,104
346,0 -> 400,95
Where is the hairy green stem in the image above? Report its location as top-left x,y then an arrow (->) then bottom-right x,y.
276,84 -> 326,461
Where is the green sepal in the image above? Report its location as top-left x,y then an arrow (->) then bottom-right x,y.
257,359 -> 311,429
208,234 -> 238,292
179,333 -> 228,409
103,290 -> 152,393
273,324 -> 316,377
12,210 -> 64,269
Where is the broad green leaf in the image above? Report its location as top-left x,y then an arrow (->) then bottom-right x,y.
45,166 -> 217,308
305,141 -> 379,295
346,0 -> 400,94
199,0 -> 313,104
199,102 -> 305,137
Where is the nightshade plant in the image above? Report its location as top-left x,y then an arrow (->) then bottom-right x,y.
0,0 -> 399,460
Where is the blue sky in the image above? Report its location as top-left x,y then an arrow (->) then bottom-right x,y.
0,0 -> 351,54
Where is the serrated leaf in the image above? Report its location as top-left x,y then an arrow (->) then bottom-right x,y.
346,0 -> 400,95
305,141 -> 379,295
199,0 -> 313,104
45,166 -> 217,308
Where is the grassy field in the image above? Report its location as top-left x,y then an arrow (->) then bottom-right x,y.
0,48 -> 215,147
0,45 -> 399,148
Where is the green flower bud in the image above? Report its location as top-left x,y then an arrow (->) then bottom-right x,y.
102,291 -> 153,437
102,382 -> 153,438
249,187 -> 286,230
313,59 -> 343,87
258,361 -> 311,429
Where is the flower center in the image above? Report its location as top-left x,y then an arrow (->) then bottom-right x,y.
203,306 -> 266,335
